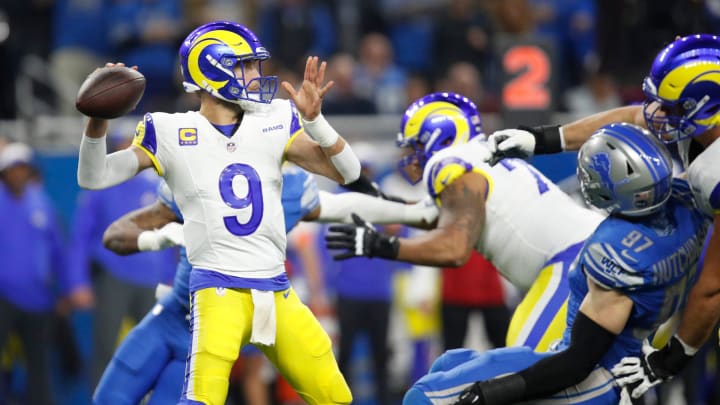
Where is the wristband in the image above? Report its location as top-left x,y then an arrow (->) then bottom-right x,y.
302,113 -> 340,147
478,374 -> 526,404
372,235 -> 400,259
137,230 -> 161,251
518,125 -> 564,154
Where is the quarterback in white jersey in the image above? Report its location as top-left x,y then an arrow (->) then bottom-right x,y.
326,92 -> 604,351
76,21 -> 362,405
135,104 -> 298,279
485,34 -> 720,399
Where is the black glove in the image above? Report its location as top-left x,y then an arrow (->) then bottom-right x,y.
611,336 -> 695,399
453,382 -> 485,405
325,213 -> 400,260
341,174 -> 409,203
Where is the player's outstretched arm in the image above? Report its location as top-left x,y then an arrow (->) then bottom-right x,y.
314,191 -> 438,229
283,56 -> 360,185
103,200 -> 181,255
561,105 -> 645,150
77,63 -> 154,190
455,278 -> 631,405
325,172 -> 485,267
488,105 -> 645,158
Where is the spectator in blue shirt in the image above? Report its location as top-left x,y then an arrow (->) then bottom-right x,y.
67,135 -> 177,389
0,142 -> 90,405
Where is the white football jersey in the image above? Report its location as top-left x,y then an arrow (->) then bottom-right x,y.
687,138 -> 720,216
133,99 -> 303,278
423,141 -> 604,290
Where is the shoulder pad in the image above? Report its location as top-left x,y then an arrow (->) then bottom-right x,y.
132,113 -> 157,155
581,239 -> 646,290
425,156 -> 474,201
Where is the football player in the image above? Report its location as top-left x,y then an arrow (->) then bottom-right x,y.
93,164 -> 437,404
409,123 -> 709,405
487,34 -> 720,399
77,21 -> 363,405
326,92 -> 605,351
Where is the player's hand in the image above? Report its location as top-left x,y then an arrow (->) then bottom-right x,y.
611,337 -> 693,399
281,56 -> 334,121
102,62 -> 139,70
453,382 -> 485,405
157,222 -> 184,247
138,222 -> 185,251
325,213 -> 400,260
486,128 -> 536,165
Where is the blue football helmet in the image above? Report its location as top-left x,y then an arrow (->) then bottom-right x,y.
179,21 -> 278,106
577,123 -> 673,216
396,92 -> 483,184
643,34 -> 720,143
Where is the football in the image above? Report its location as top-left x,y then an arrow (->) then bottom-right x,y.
75,66 -> 146,119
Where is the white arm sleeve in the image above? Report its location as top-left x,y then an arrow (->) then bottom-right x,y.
317,191 -> 439,225
329,143 -> 361,184
77,135 -> 140,190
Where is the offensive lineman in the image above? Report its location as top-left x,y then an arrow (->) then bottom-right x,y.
326,92 -> 605,351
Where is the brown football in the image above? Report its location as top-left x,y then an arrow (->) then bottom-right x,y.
75,66 -> 146,119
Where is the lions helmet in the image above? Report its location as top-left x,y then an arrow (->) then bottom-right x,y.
577,123 -> 673,216
643,34 -> 720,143
396,92 -> 483,184
179,21 -> 278,107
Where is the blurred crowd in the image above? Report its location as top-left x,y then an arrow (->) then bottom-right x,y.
1,0 -> 719,121
2,1 -> 720,405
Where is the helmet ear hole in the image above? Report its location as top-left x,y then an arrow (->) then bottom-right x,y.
626,161 -> 634,175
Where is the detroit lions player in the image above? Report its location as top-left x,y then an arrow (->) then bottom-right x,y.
93,164 -> 437,404
77,21 -> 363,405
404,123 -> 709,405
326,92 -> 605,351
486,34 -> 720,398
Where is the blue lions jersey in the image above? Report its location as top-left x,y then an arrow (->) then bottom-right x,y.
560,180 -> 709,370
157,165 -> 320,309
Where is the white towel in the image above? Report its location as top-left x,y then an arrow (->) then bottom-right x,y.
249,289 -> 277,346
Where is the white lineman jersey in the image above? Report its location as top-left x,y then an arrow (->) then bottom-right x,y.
132,99 -> 304,278
687,138 -> 720,217
422,141 -> 604,290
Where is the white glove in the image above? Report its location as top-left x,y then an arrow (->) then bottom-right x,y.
137,222 -> 185,251
610,339 -> 662,399
618,387 -> 634,405
486,129 -> 536,159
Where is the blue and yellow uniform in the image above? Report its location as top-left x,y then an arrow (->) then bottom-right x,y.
93,166 -> 321,404
404,182 -> 709,404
